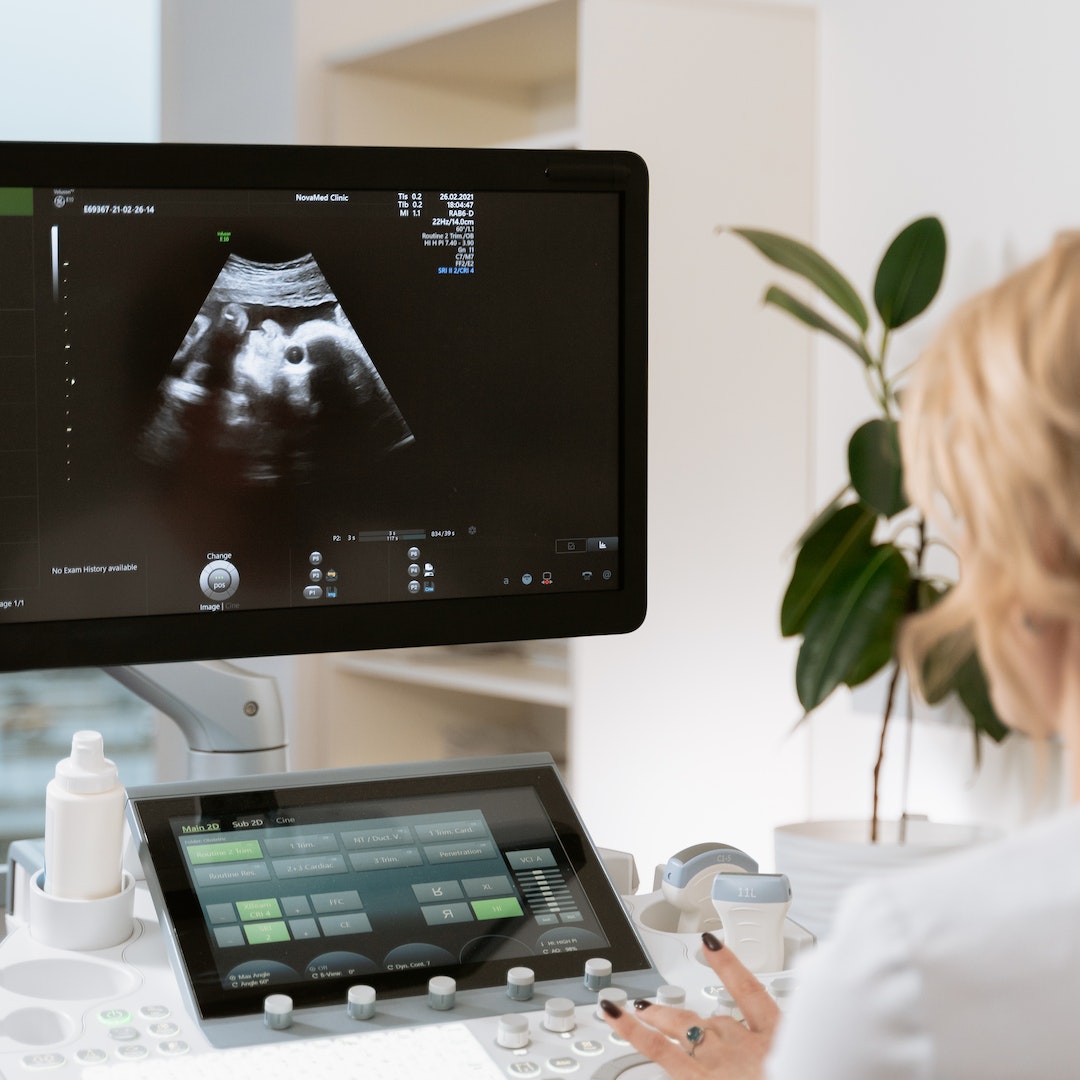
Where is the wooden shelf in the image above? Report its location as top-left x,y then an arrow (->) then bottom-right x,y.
323,0 -> 578,148
331,645 -> 570,708
488,126 -> 581,150
326,0 -> 577,99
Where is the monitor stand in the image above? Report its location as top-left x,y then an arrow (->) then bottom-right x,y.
104,661 -> 287,779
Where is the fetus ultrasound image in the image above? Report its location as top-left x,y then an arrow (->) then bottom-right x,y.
138,253 -> 414,487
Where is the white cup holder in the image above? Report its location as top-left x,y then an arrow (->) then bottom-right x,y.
634,897 -> 681,933
28,870 -> 136,952
635,897 -> 721,934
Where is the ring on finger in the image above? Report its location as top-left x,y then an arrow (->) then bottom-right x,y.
686,1025 -> 706,1057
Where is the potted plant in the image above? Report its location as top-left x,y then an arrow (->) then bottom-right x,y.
727,217 -> 1010,934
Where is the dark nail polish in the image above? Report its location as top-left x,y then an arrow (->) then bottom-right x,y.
702,931 -> 723,952
633,998 -> 652,1010
599,998 -> 623,1019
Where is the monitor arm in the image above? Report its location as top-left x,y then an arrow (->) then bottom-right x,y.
104,661 -> 288,780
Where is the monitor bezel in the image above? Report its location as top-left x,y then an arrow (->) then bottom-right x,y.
0,141 -> 647,671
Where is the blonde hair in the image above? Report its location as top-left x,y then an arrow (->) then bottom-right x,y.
900,237 -> 1080,732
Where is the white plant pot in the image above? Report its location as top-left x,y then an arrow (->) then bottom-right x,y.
774,818 -> 998,940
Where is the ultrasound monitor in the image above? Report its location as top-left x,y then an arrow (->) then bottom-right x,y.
0,142 -> 647,673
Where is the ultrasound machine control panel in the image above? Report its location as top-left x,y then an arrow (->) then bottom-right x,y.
0,755 -> 813,1078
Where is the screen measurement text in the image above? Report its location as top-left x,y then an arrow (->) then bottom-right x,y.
402,191 -> 475,274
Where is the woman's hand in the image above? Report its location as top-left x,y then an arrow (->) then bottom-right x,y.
599,932 -> 779,1079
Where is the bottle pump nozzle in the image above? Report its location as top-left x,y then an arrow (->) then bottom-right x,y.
54,731 -> 119,795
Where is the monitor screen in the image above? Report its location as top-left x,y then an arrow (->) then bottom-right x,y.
0,142 -> 647,671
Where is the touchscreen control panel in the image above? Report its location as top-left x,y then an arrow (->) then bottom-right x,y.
175,800 -> 608,997
126,754 -> 655,1031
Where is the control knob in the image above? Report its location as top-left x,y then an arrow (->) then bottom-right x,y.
496,1014 -> 531,1050
596,987 -> 628,1019
347,984 -> 376,1020
428,975 -> 457,1011
263,994 -> 293,1030
584,957 -> 612,991
506,966 -> 535,1001
543,997 -> 577,1033
657,985 -> 687,1007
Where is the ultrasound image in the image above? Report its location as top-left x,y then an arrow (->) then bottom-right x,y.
139,254 -> 414,486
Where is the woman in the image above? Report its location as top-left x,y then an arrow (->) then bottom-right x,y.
601,237 -> 1080,1077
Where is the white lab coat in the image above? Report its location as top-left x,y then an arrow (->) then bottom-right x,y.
766,801 -> 1080,1078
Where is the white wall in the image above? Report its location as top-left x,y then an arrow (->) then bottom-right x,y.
801,0 -> 1080,831
160,0 -> 296,143
0,0 -> 159,141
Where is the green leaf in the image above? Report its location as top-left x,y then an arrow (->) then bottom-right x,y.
848,418 -> 909,518
795,543 -> 911,711
873,216 -> 946,330
731,227 -> 870,332
763,287 -> 874,366
840,547 -> 911,688
781,502 -> 877,637
793,482 -> 852,548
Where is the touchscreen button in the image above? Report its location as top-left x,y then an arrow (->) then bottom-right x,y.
421,902 -> 473,926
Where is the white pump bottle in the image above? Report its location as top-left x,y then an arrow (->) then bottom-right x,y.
43,730 -> 126,900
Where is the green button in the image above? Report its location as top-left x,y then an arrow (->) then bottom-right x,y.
185,840 -> 263,865
471,897 -> 524,921
243,921 -> 290,945
98,1008 -> 132,1027
236,898 -> 283,922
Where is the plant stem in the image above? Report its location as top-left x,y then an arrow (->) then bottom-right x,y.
872,515 -> 928,843
899,685 -> 914,844
872,514 -> 933,842
871,662 -> 902,843
862,362 -> 891,416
